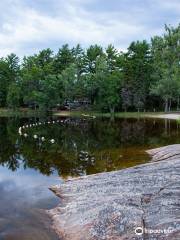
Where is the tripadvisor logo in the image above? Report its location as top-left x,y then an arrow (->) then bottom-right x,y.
134,226 -> 174,235
135,227 -> 143,235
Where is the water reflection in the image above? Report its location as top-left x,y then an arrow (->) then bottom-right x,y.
0,118 -> 180,240
0,117 -> 180,177
0,116 -> 180,239
0,166 -> 60,239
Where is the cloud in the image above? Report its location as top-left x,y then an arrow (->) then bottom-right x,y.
0,0 -> 179,57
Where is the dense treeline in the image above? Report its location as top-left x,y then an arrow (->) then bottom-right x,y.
0,24 -> 179,113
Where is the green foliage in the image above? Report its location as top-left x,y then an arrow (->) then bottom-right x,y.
35,74 -> 63,110
61,64 -> 78,102
0,54 -> 20,107
0,24 -> 179,113
53,44 -> 74,74
151,24 -> 180,111
7,82 -> 21,109
121,40 -> 152,111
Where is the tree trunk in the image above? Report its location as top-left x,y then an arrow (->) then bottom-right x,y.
177,97 -> 179,111
168,99 -> 171,112
110,106 -> 115,115
164,99 -> 168,112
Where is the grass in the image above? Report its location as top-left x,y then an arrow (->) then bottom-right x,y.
0,108 -> 46,117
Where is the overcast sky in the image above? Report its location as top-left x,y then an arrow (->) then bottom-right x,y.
0,0 -> 179,57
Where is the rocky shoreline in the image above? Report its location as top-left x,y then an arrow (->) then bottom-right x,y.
48,145 -> 180,240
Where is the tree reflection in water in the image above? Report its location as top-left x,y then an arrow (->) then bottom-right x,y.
0,117 -> 180,178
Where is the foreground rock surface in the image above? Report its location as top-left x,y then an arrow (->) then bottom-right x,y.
48,144 -> 180,240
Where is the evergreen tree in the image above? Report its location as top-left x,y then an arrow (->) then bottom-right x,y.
121,40 -> 152,111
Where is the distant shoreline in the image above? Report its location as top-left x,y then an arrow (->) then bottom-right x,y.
1,108 -> 180,120
54,110 -> 180,120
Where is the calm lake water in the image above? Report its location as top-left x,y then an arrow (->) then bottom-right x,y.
0,116 -> 179,239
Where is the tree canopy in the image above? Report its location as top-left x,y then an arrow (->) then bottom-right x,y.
0,24 -> 180,113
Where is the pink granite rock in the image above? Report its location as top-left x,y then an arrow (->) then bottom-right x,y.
48,144 -> 180,240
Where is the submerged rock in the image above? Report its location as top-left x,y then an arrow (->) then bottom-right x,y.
48,144 -> 180,240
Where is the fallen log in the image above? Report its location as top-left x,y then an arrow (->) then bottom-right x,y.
48,144 -> 180,240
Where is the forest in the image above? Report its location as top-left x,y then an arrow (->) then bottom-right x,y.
0,24 -> 179,113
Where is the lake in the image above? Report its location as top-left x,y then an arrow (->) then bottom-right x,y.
0,116 -> 179,239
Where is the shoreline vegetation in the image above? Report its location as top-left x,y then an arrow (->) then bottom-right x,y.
1,108 -> 180,120
0,108 -> 46,117
0,24 -> 179,114
54,110 -> 180,120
